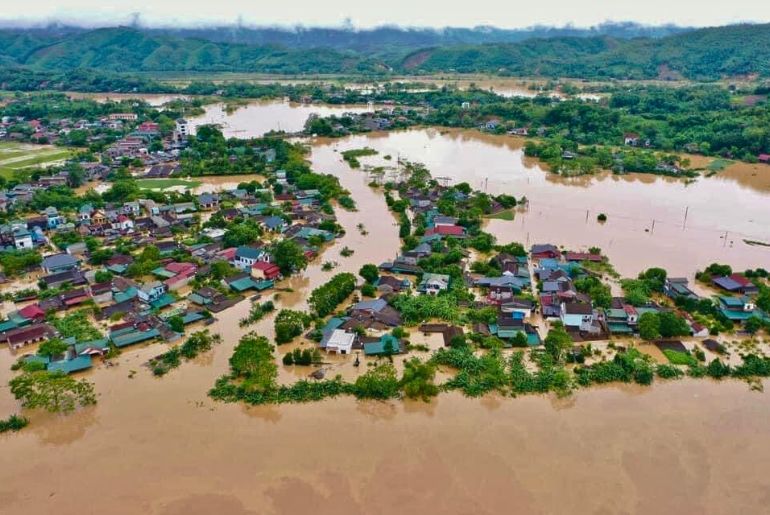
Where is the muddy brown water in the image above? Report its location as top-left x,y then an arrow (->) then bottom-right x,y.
188,100 -> 373,138
311,128 -> 770,277
2,101 -> 770,514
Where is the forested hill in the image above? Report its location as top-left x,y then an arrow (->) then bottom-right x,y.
407,24 -> 770,80
0,24 -> 768,79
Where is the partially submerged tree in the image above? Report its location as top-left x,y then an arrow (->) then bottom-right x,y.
9,371 -> 96,413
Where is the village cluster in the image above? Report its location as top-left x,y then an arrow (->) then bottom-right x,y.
0,92 -> 768,404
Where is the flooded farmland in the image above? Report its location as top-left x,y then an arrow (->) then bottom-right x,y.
311,128 -> 770,277
2,99 -> 770,515
188,99 -> 373,138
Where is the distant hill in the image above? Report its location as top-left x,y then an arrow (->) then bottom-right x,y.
149,22 -> 689,50
0,23 -> 768,79
407,24 -> 770,80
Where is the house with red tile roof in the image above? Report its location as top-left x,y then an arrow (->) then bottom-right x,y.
251,261 -> 282,281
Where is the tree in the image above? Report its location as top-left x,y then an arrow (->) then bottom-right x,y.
272,239 -> 308,276
37,338 -> 68,359
638,267 -> 667,292
274,310 -> 310,344
638,312 -> 661,340
309,273 -> 356,317
9,371 -> 96,413
745,316 -> 763,335
94,270 -> 113,283
359,264 -> 379,284
544,323 -> 572,362
361,284 -> 377,297
167,315 -> 185,334
658,312 -> 690,338
400,358 -> 439,401
512,331 -> 528,347
353,363 -> 400,400
228,333 -> 277,393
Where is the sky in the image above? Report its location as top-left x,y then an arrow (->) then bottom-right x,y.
1,0 -> 769,29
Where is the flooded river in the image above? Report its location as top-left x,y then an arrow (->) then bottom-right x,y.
2,99 -> 770,514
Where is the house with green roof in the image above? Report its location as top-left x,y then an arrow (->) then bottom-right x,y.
363,335 -> 402,356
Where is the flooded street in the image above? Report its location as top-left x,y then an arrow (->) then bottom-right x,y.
2,99 -> 770,515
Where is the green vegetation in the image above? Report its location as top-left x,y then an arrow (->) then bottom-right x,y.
0,142 -> 75,179
272,239 -> 309,276
274,310 -> 312,344
9,371 -> 96,413
662,349 -> 698,366
358,264 -> 379,284
2,24 -> 770,80
50,310 -> 103,341
135,178 -> 202,190
308,273 -> 356,317
239,301 -> 275,328
485,209 -> 515,221
282,347 -> 322,366
400,358 -> 439,401
151,331 -> 222,376
0,414 -> 29,433
353,363 -> 401,400
341,147 -> 379,168
392,294 -> 461,325
0,250 -> 42,277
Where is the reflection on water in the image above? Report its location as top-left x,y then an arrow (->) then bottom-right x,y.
28,405 -> 98,446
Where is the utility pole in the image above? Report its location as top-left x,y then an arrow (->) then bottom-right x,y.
723,231 -> 729,247
585,209 -> 589,223
651,220 -> 656,234
683,206 -> 689,229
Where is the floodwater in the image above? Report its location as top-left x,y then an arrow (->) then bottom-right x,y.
65,92 -> 193,106
188,99 -> 373,138
311,128 -> 770,277
3,100 -> 770,514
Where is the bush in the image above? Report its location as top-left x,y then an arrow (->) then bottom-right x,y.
400,358 -> 439,401
706,359 -> 731,379
0,414 -> 29,433
656,364 -> 684,379
309,273 -> 356,317
274,310 -> 311,344
353,363 -> 400,400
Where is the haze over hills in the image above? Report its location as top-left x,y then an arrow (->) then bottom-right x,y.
0,23 -> 768,79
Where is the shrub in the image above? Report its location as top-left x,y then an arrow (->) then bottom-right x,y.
353,363 -> 400,400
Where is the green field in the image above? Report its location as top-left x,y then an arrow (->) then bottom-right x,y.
485,208 -> 515,221
136,178 -> 202,190
0,142 -> 74,179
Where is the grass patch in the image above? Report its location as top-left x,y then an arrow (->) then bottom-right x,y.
136,178 -> 203,190
705,158 -> 733,176
342,147 -> 378,168
485,208 -> 515,221
0,143 -> 75,178
662,349 -> 697,366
